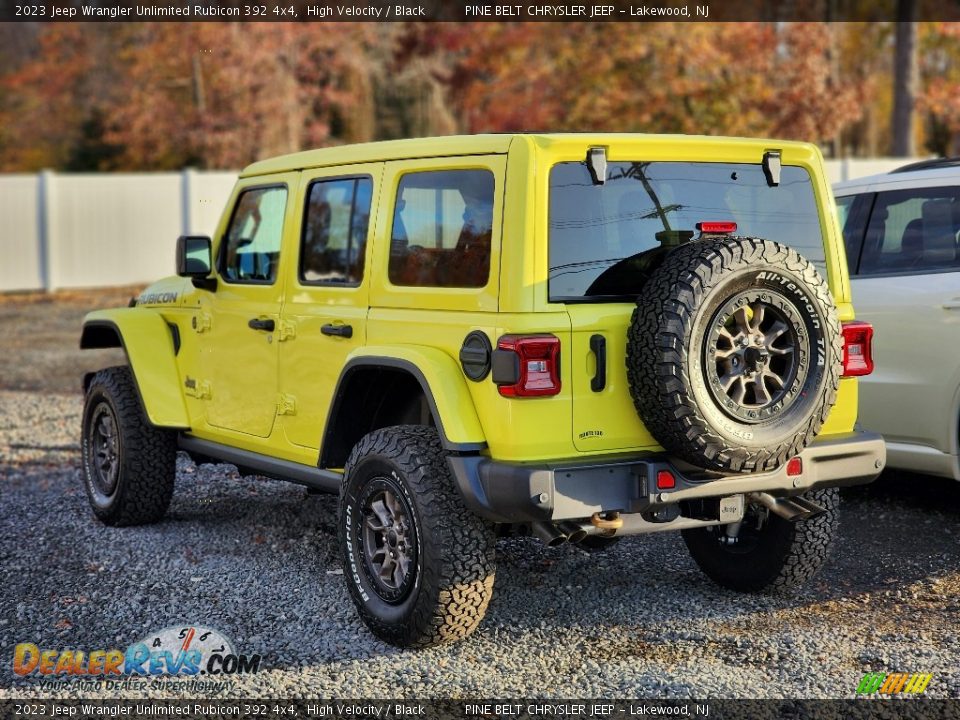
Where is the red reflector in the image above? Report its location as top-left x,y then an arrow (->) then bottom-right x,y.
696,221 -> 738,234
841,321 -> 874,377
496,334 -> 561,398
786,457 -> 803,477
656,470 -> 676,490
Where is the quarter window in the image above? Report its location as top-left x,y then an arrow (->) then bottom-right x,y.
388,169 -> 495,288
835,193 -> 871,275
221,186 -> 287,284
836,195 -> 855,239
300,177 -> 373,285
858,189 -> 960,275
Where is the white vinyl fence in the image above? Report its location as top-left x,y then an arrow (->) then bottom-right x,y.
0,170 -> 237,292
0,159 -> 922,292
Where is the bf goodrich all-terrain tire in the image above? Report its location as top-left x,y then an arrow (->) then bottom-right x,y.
338,425 -> 497,648
81,366 -> 176,526
682,488 -> 840,593
627,237 -> 842,473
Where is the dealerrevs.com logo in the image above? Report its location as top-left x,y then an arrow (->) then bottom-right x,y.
13,625 -> 261,691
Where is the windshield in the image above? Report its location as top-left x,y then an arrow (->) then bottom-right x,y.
548,161 -> 826,302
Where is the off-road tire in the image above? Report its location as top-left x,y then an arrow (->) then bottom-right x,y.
627,237 -> 842,473
682,487 -> 839,593
81,366 -> 176,526
338,425 -> 497,648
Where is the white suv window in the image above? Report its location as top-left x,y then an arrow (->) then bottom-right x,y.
859,189 -> 960,275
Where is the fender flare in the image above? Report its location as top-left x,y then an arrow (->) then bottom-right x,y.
319,346 -> 487,468
80,309 -> 190,429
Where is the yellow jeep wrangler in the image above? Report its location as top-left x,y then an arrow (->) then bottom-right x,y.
80,134 -> 885,647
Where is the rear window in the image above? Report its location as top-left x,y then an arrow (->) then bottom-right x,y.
548,161 -> 826,302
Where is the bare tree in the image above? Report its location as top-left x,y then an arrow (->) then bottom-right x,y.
892,2 -> 919,156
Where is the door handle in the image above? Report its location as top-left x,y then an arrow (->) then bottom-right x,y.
321,323 -> 353,338
248,318 -> 275,332
590,334 -> 606,392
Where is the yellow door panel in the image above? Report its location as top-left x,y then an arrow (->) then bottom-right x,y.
279,163 -> 383,449
199,173 -> 300,439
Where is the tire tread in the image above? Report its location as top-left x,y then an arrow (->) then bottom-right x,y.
81,366 -> 176,526
339,426 -> 496,648
626,237 -> 843,473
682,487 -> 840,593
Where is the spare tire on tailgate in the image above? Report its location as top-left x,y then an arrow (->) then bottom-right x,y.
626,236 -> 842,473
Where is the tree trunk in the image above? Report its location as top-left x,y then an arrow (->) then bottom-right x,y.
892,3 -> 919,156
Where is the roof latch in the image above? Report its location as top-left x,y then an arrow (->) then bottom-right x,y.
587,147 -> 607,185
762,150 -> 781,187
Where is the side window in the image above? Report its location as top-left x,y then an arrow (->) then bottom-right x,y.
836,193 -> 870,275
859,188 -> 960,275
221,186 -> 288,284
836,195 -> 854,230
388,169 -> 495,288
300,177 -> 373,285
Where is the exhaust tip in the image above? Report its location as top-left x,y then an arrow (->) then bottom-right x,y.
559,522 -> 588,544
567,529 -> 588,544
749,492 -> 823,523
531,521 -> 568,547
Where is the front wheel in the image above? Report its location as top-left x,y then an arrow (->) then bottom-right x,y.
338,426 -> 496,647
80,366 -> 176,526
682,487 -> 839,594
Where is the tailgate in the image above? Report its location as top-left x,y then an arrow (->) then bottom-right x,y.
567,304 -> 659,452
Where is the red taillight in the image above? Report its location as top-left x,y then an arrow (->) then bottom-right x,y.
696,221 -> 738,234
656,470 -> 676,490
841,321 -> 874,377
786,457 -> 803,477
494,334 -> 561,397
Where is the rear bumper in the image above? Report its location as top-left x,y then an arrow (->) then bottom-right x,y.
447,431 -> 885,523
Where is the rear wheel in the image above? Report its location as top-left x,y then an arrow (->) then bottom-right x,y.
338,426 -> 497,647
80,366 -> 176,526
682,488 -> 839,593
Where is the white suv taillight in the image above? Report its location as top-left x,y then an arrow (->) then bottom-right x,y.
492,334 -> 561,397
841,321 -> 874,377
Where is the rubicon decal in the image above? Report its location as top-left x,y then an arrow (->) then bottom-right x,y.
135,291 -> 178,305
13,625 -> 261,677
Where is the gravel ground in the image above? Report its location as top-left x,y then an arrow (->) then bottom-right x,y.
0,288 -> 137,394
2,390 -> 959,700
1,290 -> 959,700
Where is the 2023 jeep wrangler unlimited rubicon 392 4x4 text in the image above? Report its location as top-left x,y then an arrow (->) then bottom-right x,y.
80,134 -> 885,647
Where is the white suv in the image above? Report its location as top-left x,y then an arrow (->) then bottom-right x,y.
835,159 -> 960,481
